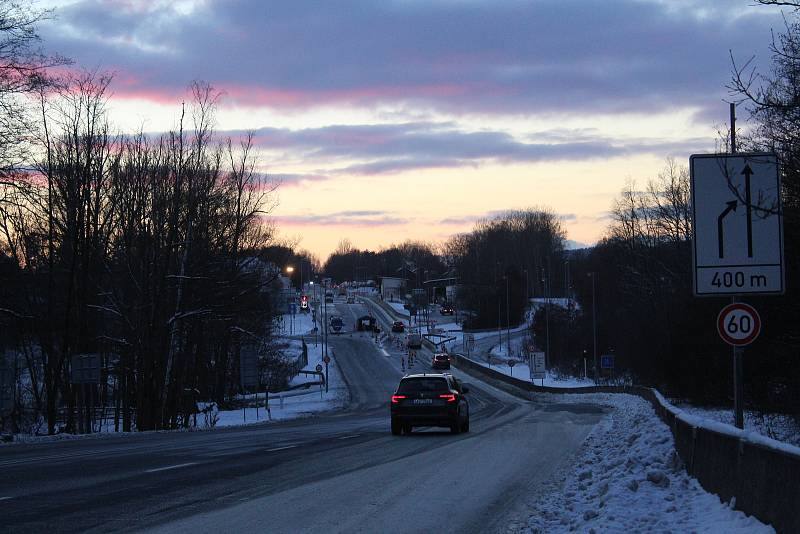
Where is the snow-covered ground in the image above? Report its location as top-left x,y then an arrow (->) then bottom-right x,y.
277,310 -> 317,336
673,403 -> 800,448
466,353 -> 595,388
519,393 -> 774,533
531,297 -> 578,310
6,335 -> 347,443
387,301 -> 410,317
205,341 -> 347,428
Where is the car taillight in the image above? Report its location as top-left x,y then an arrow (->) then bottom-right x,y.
439,394 -> 457,403
391,395 -> 406,403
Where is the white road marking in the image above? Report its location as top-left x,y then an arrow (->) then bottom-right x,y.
381,349 -> 390,357
144,462 -> 197,473
265,445 -> 298,452
337,434 -> 361,440
0,496 -> 13,501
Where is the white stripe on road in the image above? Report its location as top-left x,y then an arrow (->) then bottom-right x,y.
265,445 -> 297,452
0,496 -> 13,501
381,349 -> 390,357
337,434 -> 361,440
144,462 -> 197,473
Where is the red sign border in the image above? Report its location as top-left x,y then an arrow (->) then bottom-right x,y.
717,303 -> 761,346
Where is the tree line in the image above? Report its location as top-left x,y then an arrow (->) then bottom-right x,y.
0,4 -> 282,433
541,1 -> 800,422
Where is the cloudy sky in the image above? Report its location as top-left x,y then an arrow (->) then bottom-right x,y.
38,0 -> 785,259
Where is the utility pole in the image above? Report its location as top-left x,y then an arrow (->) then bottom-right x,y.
590,272 -> 598,383
496,262 -> 502,346
730,101 -> 744,429
541,263 -> 550,370
505,275 -> 511,355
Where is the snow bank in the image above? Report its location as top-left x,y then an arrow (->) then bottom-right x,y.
277,310 -> 317,336
671,402 -> 800,450
201,342 -> 347,428
387,302 -> 410,317
521,393 -> 774,533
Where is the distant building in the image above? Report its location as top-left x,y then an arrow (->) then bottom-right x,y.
380,276 -> 407,302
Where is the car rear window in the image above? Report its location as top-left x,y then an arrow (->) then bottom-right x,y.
397,378 -> 449,394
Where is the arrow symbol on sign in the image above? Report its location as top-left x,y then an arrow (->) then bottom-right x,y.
717,200 -> 737,259
741,164 -> 754,257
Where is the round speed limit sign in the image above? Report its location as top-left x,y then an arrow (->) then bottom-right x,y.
717,303 -> 761,346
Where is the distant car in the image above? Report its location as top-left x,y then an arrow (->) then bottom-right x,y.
391,321 -> 405,333
346,296 -> 355,304
440,304 -> 454,315
390,374 -> 469,435
329,316 -> 343,332
406,332 -> 422,349
357,315 -> 377,331
431,353 -> 451,370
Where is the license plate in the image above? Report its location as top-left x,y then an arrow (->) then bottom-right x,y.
413,399 -> 432,405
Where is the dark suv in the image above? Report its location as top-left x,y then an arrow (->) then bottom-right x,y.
431,353 -> 450,370
390,374 -> 469,435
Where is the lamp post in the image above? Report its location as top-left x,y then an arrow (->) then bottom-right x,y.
286,266 -> 295,336
310,281 -> 317,347
542,266 -> 550,370
505,275 -> 511,356
496,262 -> 502,347
589,272 -> 598,383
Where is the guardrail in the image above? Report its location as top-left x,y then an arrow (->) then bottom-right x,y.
451,352 -> 800,534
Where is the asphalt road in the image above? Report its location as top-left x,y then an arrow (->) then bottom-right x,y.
0,300 -> 606,534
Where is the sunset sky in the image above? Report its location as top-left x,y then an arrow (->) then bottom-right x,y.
38,0 -> 785,260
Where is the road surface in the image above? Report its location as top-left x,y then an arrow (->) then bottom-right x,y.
0,299 -> 605,533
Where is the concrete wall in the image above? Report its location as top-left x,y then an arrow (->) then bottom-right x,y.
452,353 -> 800,534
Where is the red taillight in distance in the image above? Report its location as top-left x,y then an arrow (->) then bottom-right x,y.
391,395 -> 406,403
439,393 -> 457,403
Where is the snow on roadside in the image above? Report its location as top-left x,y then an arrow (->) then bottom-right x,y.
460,350 -> 596,388
387,302 -> 410,317
277,310 -> 317,336
520,393 -> 774,533
672,403 -> 800,448
207,341 -> 347,428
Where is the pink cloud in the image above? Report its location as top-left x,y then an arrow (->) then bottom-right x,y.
107,79 -> 471,110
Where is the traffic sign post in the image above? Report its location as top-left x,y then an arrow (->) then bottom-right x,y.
690,153 -> 784,296
529,351 -> 546,385
463,333 -> 475,356
717,303 -> 762,347
691,141 -> 784,430
323,355 -> 330,393
717,301 -> 762,429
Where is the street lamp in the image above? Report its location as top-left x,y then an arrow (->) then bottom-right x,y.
505,275 -> 510,356
588,272 -> 598,383
286,266 -> 295,335
310,281 -> 317,347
